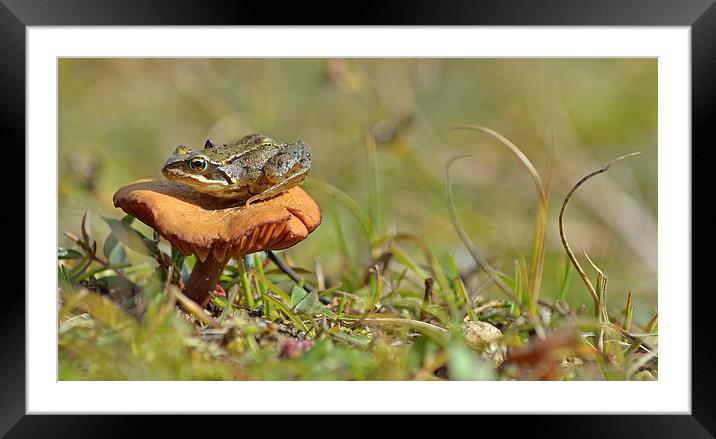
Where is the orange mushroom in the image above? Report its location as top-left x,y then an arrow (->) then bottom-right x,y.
113,179 -> 321,305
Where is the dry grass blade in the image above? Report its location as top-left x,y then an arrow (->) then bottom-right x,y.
601,321 -> 657,354
626,351 -> 658,380
529,128 -> 555,310
174,288 -> 217,328
646,313 -> 658,332
454,125 -> 545,199
453,125 -> 548,314
362,317 -> 450,343
162,264 -> 174,297
581,245 -> 611,351
219,284 -> 240,323
558,152 -> 641,305
622,292 -> 634,332
60,289 -> 138,341
363,264 -> 383,313
445,152 -> 515,300
580,244 -> 605,277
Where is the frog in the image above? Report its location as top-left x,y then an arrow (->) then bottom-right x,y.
161,133 -> 312,205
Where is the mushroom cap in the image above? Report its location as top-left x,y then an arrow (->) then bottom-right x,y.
113,179 -> 321,262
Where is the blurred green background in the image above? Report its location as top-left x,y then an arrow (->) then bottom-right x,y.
58,58 -> 657,320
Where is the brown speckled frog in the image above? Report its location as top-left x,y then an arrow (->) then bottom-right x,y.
162,134 -> 312,205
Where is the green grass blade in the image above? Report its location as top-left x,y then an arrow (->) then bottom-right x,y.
389,245 -> 428,279
73,262 -> 132,282
557,257 -> 573,302
622,292 -> 633,332
262,294 -> 309,334
329,201 -> 357,288
363,267 -> 383,313
219,284 -> 240,324
362,317 -> 449,344
237,256 -> 254,308
366,131 -> 382,239
252,253 -> 271,318
252,272 -> 292,303
304,178 -> 374,243
382,297 -> 452,327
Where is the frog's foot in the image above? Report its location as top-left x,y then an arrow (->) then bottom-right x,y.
245,171 -> 308,207
244,187 -> 283,206
245,194 -> 260,207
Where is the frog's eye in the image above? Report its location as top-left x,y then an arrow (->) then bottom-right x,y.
189,157 -> 207,171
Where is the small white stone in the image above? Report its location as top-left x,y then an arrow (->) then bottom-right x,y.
463,320 -> 505,366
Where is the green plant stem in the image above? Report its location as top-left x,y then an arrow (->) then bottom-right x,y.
237,256 -> 254,308
253,253 -> 271,318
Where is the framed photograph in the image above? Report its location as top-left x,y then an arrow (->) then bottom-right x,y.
5,0 -> 714,435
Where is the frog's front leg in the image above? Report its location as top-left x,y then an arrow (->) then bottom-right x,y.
245,170 -> 309,206
245,146 -> 311,206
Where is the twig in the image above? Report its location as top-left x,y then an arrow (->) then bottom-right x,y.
421,278 -> 434,321
63,231 -> 109,265
266,250 -> 331,304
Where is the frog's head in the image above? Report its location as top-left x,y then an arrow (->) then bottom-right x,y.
161,141 -> 230,192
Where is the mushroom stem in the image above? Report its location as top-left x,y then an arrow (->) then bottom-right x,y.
184,255 -> 227,305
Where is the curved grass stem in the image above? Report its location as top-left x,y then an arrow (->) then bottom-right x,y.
445,152 -> 515,300
558,152 -> 641,306
452,125 -> 548,315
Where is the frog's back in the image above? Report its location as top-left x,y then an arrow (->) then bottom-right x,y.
203,134 -> 278,166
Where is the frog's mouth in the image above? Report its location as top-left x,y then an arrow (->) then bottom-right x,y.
162,167 -> 237,196
165,171 -> 227,187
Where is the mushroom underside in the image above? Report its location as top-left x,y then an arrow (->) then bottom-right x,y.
113,179 -> 321,304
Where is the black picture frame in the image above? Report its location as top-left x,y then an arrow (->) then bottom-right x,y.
3,0 -> 714,436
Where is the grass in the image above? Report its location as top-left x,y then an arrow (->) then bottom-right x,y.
58,127 -> 658,381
